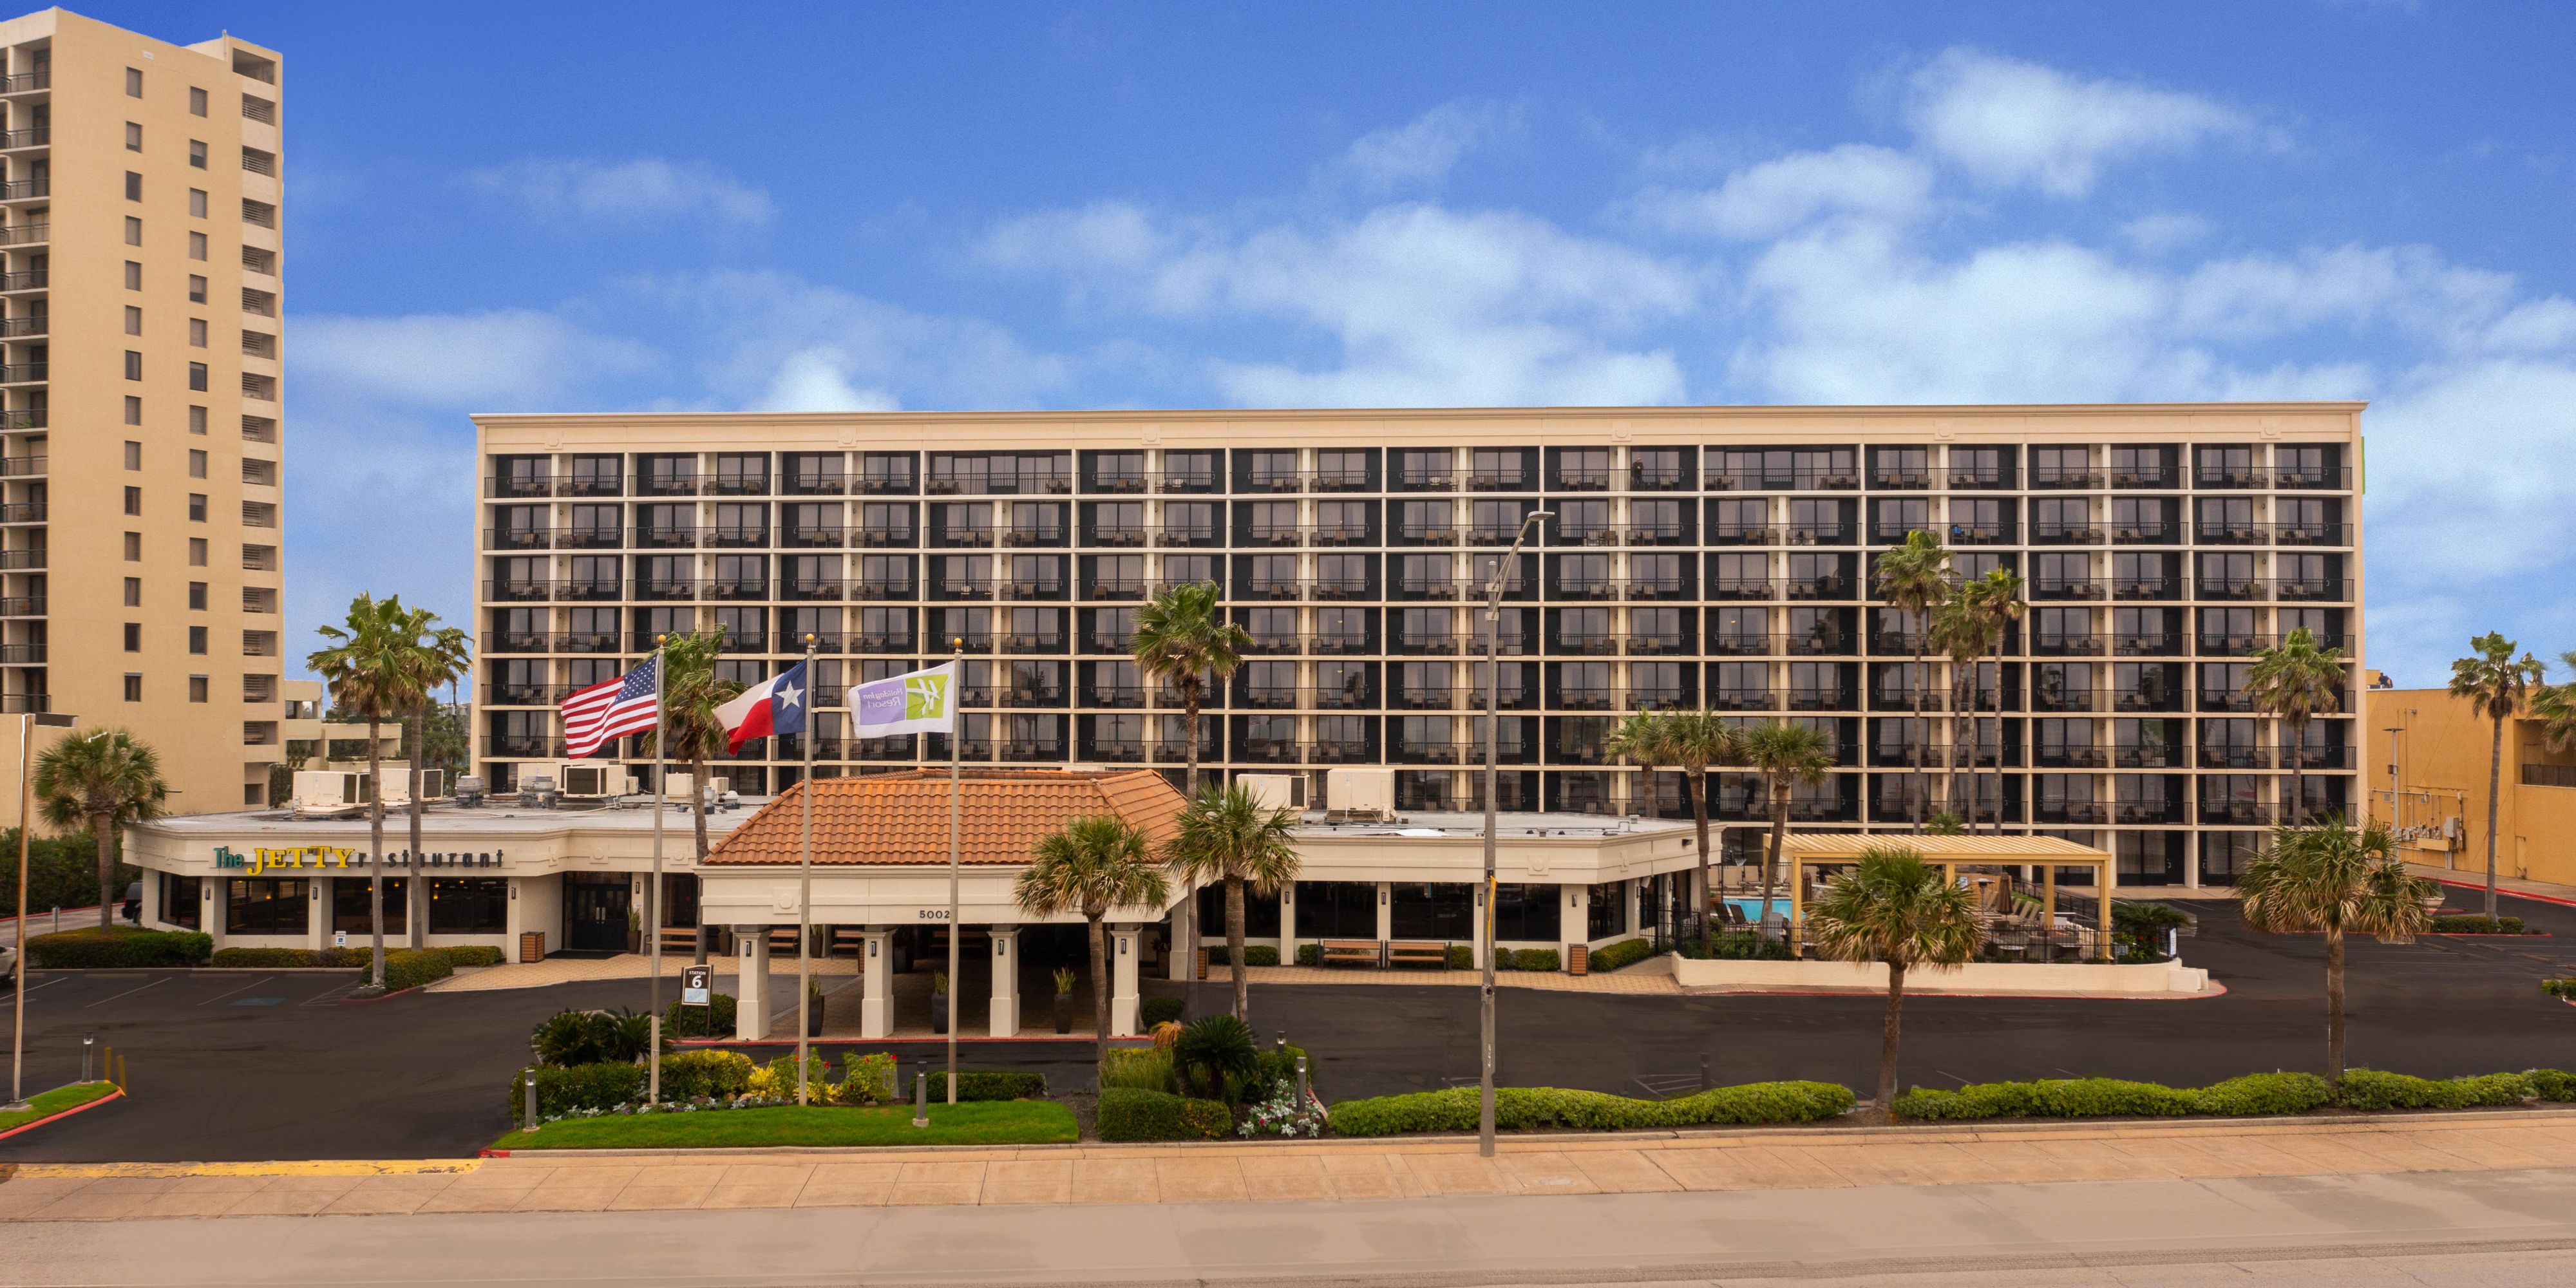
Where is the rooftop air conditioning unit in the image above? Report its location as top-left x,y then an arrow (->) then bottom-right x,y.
522,773 -> 559,809
1325,768 -> 1397,821
665,772 -> 727,809
558,763 -> 635,800
292,770 -> 369,815
452,775 -> 487,808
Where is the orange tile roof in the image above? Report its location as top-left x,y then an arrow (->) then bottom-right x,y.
701,769 -> 1191,867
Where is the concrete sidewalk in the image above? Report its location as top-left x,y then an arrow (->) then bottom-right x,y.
6,1107 -> 2573,1221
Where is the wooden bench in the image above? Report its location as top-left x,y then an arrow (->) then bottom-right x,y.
1319,940 -> 1382,968
1387,940 -> 1449,969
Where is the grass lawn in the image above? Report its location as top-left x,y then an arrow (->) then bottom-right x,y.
0,1081 -> 118,1133
490,1101 -> 1078,1151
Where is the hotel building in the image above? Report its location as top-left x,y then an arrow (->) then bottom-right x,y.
469,404 -> 2364,892
0,8 -> 287,820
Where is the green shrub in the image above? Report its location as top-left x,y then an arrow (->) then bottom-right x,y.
1511,948 -> 1560,972
1200,945 -> 1282,967
1256,1043 -> 1310,1094
1173,1014 -> 1261,1100
2191,1072 -> 2334,1116
1296,943 -> 1320,967
1445,944 -> 1473,969
835,1052 -> 897,1105
2334,1068 -> 2531,1110
1101,1047 -> 1175,1094
746,1053 -> 831,1101
504,1062 -> 647,1119
656,1050 -> 754,1101
531,1009 -> 656,1066
1587,938 -> 1654,972
1893,1078 -> 2196,1121
2526,1069 -> 2576,1102
1139,996 -> 1185,1028
2543,980 -> 2576,1000
2430,914 -> 2526,934
1490,947 -> 1513,970
379,946 -> 497,992
446,946 -> 506,967
665,992 -> 739,1039
1096,1086 -> 1230,1141
924,1070 -> 1047,1101
1329,1081 -> 1854,1137
1678,931 -> 1795,961
213,947 -> 336,967
26,927 -> 211,968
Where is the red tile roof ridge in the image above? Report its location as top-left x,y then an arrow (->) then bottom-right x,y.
701,769 -> 1189,867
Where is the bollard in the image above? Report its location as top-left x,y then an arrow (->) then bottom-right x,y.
1296,1055 -> 1309,1108
117,1053 -> 126,1091
647,1014 -> 662,1104
524,1068 -> 539,1133
51,905 -> 58,933
81,1034 -> 93,1083
912,1070 -> 929,1128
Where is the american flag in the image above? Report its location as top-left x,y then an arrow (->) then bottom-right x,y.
562,654 -> 659,758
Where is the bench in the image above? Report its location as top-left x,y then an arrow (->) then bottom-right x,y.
1387,940 -> 1449,969
1319,940 -> 1382,968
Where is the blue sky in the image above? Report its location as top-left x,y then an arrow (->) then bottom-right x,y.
92,1 -> 2576,686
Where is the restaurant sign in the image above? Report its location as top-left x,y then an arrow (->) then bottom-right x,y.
213,845 -> 508,875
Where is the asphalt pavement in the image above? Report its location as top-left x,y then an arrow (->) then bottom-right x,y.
5,889 -> 2572,1162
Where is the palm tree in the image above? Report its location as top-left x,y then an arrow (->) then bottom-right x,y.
1132,581 -> 1252,800
1741,720 -> 1834,938
1873,531 -> 1953,829
2531,652 -> 2576,759
2448,632 -> 2546,918
393,604 -> 472,948
1608,710 -> 1736,945
1015,815 -> 1171,1074
1804,845 -> 1981,1118
2246,627 -> 2346,826
33,730 -> 166,929
1957,568 -> 2025,833
2237,819 -> 2433,1087
1929,598 -> 1985,824
1162,782 -> 1300,1022
308,593 -> 430,989
643,629 -> 745,963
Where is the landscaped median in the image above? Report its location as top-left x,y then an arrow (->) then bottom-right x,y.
491,1102 -> 1077,1150
1893,1068 -> 2576,1121
0,1081 -> 121,1138
1329,1081 -> 1857,1136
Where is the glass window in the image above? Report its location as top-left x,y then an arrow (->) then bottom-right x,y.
428,878 -> 509,934
1492,883 -> 1562,942
159,873 -> 202,929
1292,880 -> 1380,939
333,876 -> 408,933
1195,884 -> 1281,938
226,877 -> 308,935
1390,883 -> 1474,940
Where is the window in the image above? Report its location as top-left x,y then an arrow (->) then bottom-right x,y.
187,493 -> 205,522
126,533 -> 144,561
124,351 -> 142,381
124,578 -> 141,607
189,318 -> 207,346
187,581 -> 207,610
189,406 -> 207,435
126,67 -> 142,97
188,625 -> 207,654
124,215 -> 141,245
124,440 -> 144,469
189,86 -> 207,116
428,878 -> 508,934
124,304 -> 142,335
242,199 -> 274,229
124,396 -> 142,425
226,878 -> 310,936
187,537 -> 206,566
187,231 -> 207,261
187,449 -> 207,479
125,121 -> 141,151
124,623 -> 142,651
124,486 -> 142,515
189,188 -> 207,217
188,140 -> 207,169
125,261 -> 142,290
188,275 -> 207,303
124,674 -> 142,701
187,361 -> 207,391
242,147 -> 276,176
160,874 -> 202,929
332,878 -> 408,933
124,171 -> 141,201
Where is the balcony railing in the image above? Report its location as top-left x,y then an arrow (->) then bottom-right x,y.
484,684 -> 572,706
1705,524 -> 1774,546
486,474 -> 554,498
1706,467 -> 1859,491
1870,470 -> 1933,491
481,735 -> 565,759
2029,580 -> 2102,601
1625,633 -> 1690,656
2273,467 -> 2353,490
850,578 -> 915,600
710,473 -> 770,496
2111,524 -> 2178,544
2031,467 -> 2103,489
637,473 -> 699,497
707,526 -> 768,548
2030,526 -> 2104,545
2198,745 -> 2271,769
2199,801 -> 2276,826
1708,578 -> 1772,600
2032,747 -> 2107,768
2112,579 -> 2183,601
634,526 -> 696,549
781,578 -> 845,601
1708,688 -> 1776,712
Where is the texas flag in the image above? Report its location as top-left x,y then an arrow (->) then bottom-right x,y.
716,659 -> 810,752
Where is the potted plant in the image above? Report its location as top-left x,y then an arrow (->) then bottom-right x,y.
1051,967 -> 1076,1034
625,907 -> 641,954
930,970 -> 949,1036
806,976 -> 825,1037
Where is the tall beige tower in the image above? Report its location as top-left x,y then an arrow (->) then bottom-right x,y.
0,9 -> 285,822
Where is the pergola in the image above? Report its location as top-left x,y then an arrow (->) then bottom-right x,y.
1781,833 -> 2117,962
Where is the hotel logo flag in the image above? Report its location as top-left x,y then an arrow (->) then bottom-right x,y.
853,661 -> 956,737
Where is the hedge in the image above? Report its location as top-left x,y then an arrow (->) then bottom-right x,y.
924,1070 -> 1048,1102
1141,996 -> 1186,1028
2528,1069 -> 2576,1102
2431,914 -> 2526,934
2332,1069 -> 2530,1111
665,993 -> 739,1039
1894,1078 -> 2202,1121
1893,1070 -> 2548,1121
1202,945 -> 1280,967
1510,948 -> 1560,972
1329,1081 -> 1855,1137
212,946 -> 365,968
2545,979 -> 2576,1001
1446,944 -> 1473,969
1295,943 -> 1320,967
504,1062 -> 647,1119
1095,1086 -> 1231,1141
657,1050 -> 754,1101
1587,938 -> 1655,972
379,946 -> 503,992
26,927 -> 211,967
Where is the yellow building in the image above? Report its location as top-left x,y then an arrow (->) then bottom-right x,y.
0,8 -> 287,821
2365,687 -> 2576,887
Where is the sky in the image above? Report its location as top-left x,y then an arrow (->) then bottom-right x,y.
88,1 -> 2576,687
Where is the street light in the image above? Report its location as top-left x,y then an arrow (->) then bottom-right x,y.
1479,509 -> 1548,1159
8,709 -> 77,1111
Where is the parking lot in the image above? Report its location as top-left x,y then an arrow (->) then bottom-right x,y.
5,889 -> 2571,1162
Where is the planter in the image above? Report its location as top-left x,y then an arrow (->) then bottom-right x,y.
931,993 -> 949,1035
1052,994 -> 1073,1034
806,1007 -> 823,1037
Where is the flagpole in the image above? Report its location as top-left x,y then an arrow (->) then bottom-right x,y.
796,635 -> 817,1106
647,636 -> 667,1106
946,639 -> 963,1106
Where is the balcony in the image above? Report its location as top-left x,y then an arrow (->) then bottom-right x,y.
1552,580 -> 1620,602
2199,801 -> 2276,826
1949,523 -> 2016,546
1390,633 -> 1457,655
1085,526 -> 1148,549
634,526 -> 696,549
1626,633 -> 1690,656
2113,579 -> 2183,601
1551,468 -> 1615,492
1305,582 -> 1376,603
1394,688 -> 1454,710
1088,684 -> 1146,708
932,527 -> 994,549
2031,525 -> 2104,545
784,472 -> 848,497
853,631 -> 916,654
2031,467 -> 2103,489
717,631 -> 772,654
2273,467 -> 2353,490
791,526 -> 852,548
2110,523 -> 2179,545
1624,690 -> 1691,712
486,474 -> 555,498
0,549 -> 42,569
1707,633 -> 1770,657
0,223 -> 43,248
1947,467 -> 2010,490
1237,686 -> 1298,710
0,595 -> 45,615
2199,688 -> 2259,713
2111,688 -> 2184,713
1706,525 -> 1774,547
2195,468 -> 2267,491
2029,580 -> 2102,601
1084,578 -> 1147,601
1311,634 -> 1373,656
1240,634 -> 1298,656
482,735 -> 565,759
1551,688 -> 1613,712
1708,688 -> 1776,712
2032,747 -> 2107,768
0,179 -> 45,200
710,472 -> 770,497
2031,633 -> 2103,657
850,578 -> 915,600
1004,526 -> 1067,549
0,270 -> 44,292
484,684 -> 569,706
637,474 -> 699,498
1707,466 -> 1859,491
707,525 -> 768,549
1004,579 -> 1068,601
1390,578 -> 1464,601
1549,634 -> 1620,656
2198,745 -> 2271,769
2029,689 -> 2100,714
0,362 -> 45,383
1870,470 -> 1933,491
1157,527 -> 1220,549
1625,524 -> 1692,547
1233,738 -> 1302,765
2114,744 -> 2181,769
2289,745 -> 2352,770
2032,802 -> 2108,825
2273,578 -> 2349,602
1086,630 -> 1138,654
2112,465 -> 2178,489
560,475 -> 624,498
1785,575 -> 1850,601
1003,632 -> 1068,654
555,526 -> 622,551
630,578 -> 695,601
1001,684 -> 1066,707
1083,739 -> 1148,763
1709,578 -> 1772,601
1313,685 -> 1376,710
1393,468 -> 1456,492
705,577 -> 770,601
482,578 -> 553,603
1785,525 -> 1851,547
780,578 -> 845,601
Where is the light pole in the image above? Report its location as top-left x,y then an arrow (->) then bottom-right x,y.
1479,509 -> 1548,1159
8,709 -> 77,1110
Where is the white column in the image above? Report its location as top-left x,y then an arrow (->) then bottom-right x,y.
310,876 -> 328,951
989,927 -> 1020,1038
1110,924 -> 1141,1036
1278,883 -> 1300,967
1562,883 -> 1586,968
1374,882 -> 1393,943
734,928 -> 771,1040
858,927 -> 893,1039
1166,893 -> 1193,981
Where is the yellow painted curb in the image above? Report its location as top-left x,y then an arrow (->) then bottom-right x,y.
6,1159 -> 482,1179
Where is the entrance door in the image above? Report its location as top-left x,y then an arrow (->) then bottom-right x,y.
565,877 -> 629,952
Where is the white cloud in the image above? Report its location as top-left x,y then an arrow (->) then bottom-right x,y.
754,347 -> 902,412
463,157 -> 774,226
2121,212 -> 2212,254
1627,144 -> 1933,241
1335,100 -> 1517,190
1903,48 -> 2253,197
294,310 -> 658,407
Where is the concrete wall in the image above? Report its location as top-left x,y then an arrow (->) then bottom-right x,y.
2367,688 -> 2576,887
1669,955 -> 2210,995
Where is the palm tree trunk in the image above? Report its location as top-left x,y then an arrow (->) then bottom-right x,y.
367,721 -> 386,989
2324,925 -> 2346,1089
2286,714 -> 2305,828
1980,650 -> 2000,833
408,710 -> 426,949
1762,784 -> 1788,944
1182,687 -> 1202,799
1087,912 -> 1111,1081
2483,714 -> 2504,919
1226,873 -> 1247,1021
1910,651 -> 1926,829
1689,768 -> 1712,952
691,752 -> 713,965
90,815 -> 113,931
1879,959 -> 1908,1120
1947,673 -> 1969,819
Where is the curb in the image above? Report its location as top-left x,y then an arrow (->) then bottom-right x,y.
340,984 -> 424,1005
0,1086 -> 123,1142
2423,875 -> 2576,910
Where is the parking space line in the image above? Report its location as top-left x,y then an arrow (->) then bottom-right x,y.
196,975 -> 278,1006
83,977 -> 168,1008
